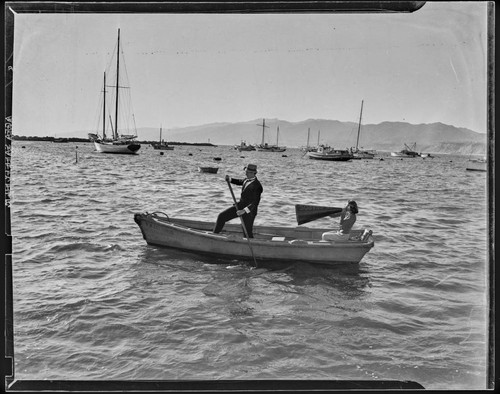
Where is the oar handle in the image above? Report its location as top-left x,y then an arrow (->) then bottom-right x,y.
226,178 -> 249,237
226,177 -> 239,206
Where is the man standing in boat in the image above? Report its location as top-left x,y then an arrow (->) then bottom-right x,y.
213,164 -> 263,238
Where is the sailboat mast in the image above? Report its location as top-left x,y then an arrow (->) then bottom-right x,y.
102,72 -> 106,140
356,100 -> 364,150
262,119 -> 266,145
276,125 -> 279,146
306,128 -> 310,148
114,28 -> 120,140
256,119 -> 269,146
160,125 -> 162,143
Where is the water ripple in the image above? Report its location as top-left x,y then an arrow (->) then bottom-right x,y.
9,142 -> 489,389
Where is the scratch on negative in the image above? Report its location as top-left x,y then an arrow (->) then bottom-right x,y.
449,58 -> 459,82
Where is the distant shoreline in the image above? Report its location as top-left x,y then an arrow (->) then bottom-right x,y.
10,136 -> 486,156
11,136 -> 217,147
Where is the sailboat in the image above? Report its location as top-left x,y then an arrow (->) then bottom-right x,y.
306,145 -> 353,161
301,128 -> 316,152
350,100 -> 376,159
306,124 -> 352,161
255,120 -> 286,152
151,125 -> 174,150
89,29 -> 141,154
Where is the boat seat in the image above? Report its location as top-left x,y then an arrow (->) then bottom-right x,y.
271,236 -> 286,242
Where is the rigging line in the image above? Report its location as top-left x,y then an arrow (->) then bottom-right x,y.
132,114 -> 138,135
5,52 -> 13,65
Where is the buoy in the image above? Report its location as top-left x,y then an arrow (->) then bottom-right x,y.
160,152 -> 164,155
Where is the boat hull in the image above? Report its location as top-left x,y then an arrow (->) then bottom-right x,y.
236,142 -> 255,151
390,152 -> 418,158
198,167 -> 219,173
152,143 -> 174,150
94,141 -> 141,154
134,213 -> 374,265
255,145 -> 286,152
352,151 -> 375,159
391,144 -> 419,158
306,152 -> 353,161
466,159 -> 487,172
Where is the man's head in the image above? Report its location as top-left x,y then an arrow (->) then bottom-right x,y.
244,164 -> 257,176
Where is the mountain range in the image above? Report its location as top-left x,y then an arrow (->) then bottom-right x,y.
62,118 -> 487,154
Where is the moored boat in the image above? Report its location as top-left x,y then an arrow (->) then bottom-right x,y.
90,29 -> 141,155
255,143 -> 287,153
235,141 -> 255,151
198,166 -> 219,174
151,125 -> 174,150
350,100 -> 376,159
134,212 -> 374,265
391,143 -> 419,158
255,120 -> 287,152
306,145 -> 353,161
93,135 -> 141,154
53,137 -> 69,143
352,150 -> 376,159
466,158 -> 487,172
301,129 -> 321,152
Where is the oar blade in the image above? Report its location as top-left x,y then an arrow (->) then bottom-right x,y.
295,204 -> 343,225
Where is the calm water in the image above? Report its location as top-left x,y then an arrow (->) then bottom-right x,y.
8,141 -> 489,389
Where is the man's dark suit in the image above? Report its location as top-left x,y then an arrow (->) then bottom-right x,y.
213,177 -> 263,238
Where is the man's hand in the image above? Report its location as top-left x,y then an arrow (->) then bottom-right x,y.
236,209 -> 245,216
225,175 -> 231,182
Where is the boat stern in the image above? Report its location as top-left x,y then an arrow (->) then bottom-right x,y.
128,143 -> 141,153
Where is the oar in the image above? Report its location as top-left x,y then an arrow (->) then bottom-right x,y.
226,178 -> 258,268
295,204 -> 343,225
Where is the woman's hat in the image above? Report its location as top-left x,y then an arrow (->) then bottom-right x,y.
348,200 -> 359,214
244,164 -> 257,172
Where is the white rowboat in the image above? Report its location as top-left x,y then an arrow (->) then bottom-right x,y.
466,158 -> 487,172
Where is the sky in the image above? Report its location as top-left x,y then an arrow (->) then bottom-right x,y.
8,1 -> 490,137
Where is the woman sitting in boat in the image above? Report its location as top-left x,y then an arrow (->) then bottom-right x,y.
321,200 -> 358,241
